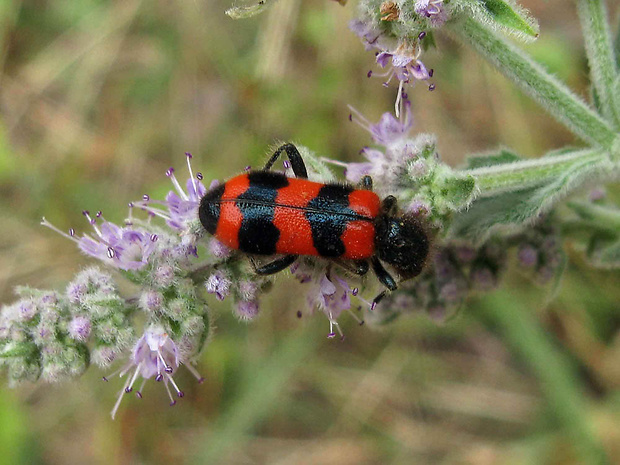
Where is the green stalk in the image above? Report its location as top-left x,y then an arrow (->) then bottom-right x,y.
576,0 -> 620,127
450,17 -> 618,149
463,148 -> 609,195
479,292 -> 610,465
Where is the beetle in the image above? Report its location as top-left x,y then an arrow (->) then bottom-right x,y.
198,143 -> 429,306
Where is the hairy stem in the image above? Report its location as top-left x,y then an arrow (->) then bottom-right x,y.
463,148 -> 610,195
450,17 -> 618,149
576,0 -> 620,127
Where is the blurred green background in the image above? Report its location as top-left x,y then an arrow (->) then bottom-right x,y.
1,0 -> 619,463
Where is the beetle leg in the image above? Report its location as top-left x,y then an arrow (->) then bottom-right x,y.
371,256 -> 398,292
371,290 -> 388,310
251,255 -> 298,275
358,175 -> 373,191
263,143 -> 308,179
335,259 -> 370,276
380,195 -> 398,216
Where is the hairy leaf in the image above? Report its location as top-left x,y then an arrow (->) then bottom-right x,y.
588,237 -> 620,269
436,174 -> 477,211
465,148 -> 522,169
479,0 -> 539,38
449,157 -> 609,242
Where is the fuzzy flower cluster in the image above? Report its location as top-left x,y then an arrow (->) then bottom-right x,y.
515,223 -> 564,285
378,240 -> 508,324
351,0 -> 449,107
0,154 -> 255,418
372,223 -> 565,324
328,96 -> 472,227
0,268 -> 133,387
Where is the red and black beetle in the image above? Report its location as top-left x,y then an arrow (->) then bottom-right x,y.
198,143 -> 429,305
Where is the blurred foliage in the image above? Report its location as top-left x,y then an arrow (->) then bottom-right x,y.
0,0 -> 619,464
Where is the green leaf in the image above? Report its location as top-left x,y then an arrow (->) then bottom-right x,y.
479,0 -> 539,38
449,157 -> 609,242
588,237 -> 620,269
465,148 -> 522,169
436,173 -> 477,211
420,30 -> 437,52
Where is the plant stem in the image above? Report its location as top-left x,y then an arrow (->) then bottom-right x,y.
576,0 -> 620,127
450,17 -> 618,149
463,148 -> 610,195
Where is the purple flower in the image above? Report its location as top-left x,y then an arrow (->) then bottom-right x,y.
349,19 -> 384,50
292,263 -> 363,339
205,271 -> 231,301
68,316 -> 92,341
18,300 -> 37,322
208,238 -> 232,259
326,98 -> 422,189
375,49 -> 431,87
406,199 -> 431,217
42,214 -> 157,271
105,326 -> 203,419
235,300 -> 260,321
79,222 -> 156,270
367,102 -> 414,146
67,267 -> 116,303
163,157 -> 207,230
139,290 -> 164,312
414,0 -> 448,26
66,282 -> 88,304
517,244 -> 538,268
238,280 -> 259,301
470,267 -> 497,291
133,153 -> 208,232
350,16 -> 439,101
154,265 -> 175,288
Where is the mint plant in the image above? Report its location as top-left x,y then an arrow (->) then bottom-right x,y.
1,0 -> 619,428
